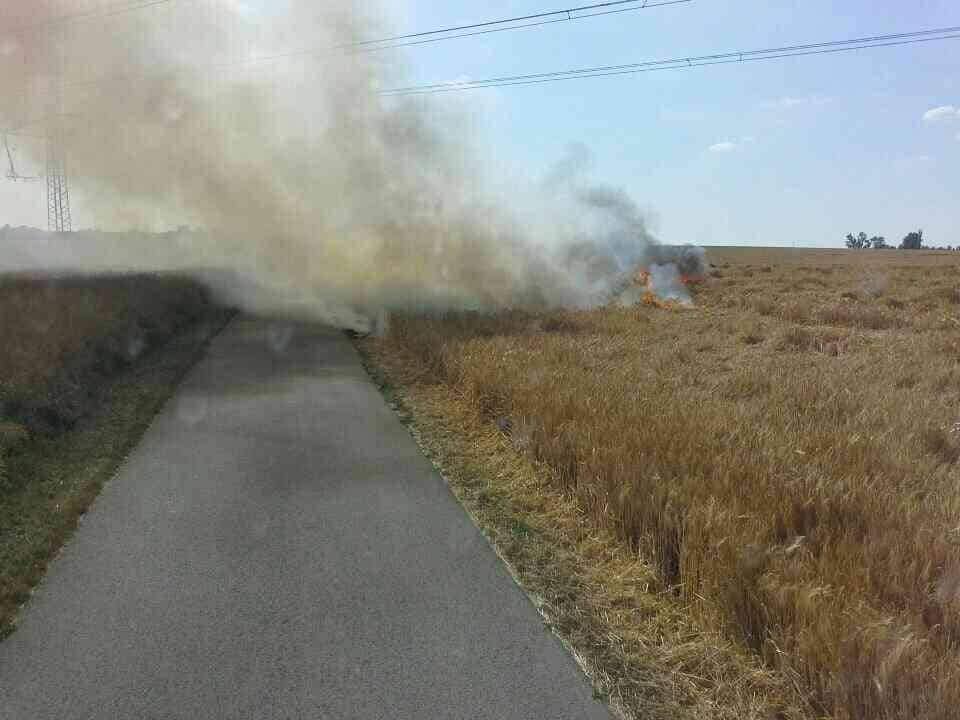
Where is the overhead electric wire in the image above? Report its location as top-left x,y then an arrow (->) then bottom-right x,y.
3,133 -> 43,181
7,0 -> 686,48
11,25 -> 960,132
269,0 -> 691,58
40,0 -> 686,93
346,0 -> 689,49
204,0 -> 690,66
381,25 -> 960,95
9,0 -> 182,33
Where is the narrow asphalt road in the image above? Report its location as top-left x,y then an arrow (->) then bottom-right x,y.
0,318 -> 609,720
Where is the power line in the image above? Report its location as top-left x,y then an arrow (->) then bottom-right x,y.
381,25 -> 960,95
9,21 -> 960,108
367,1 -> 688,51
21,0 -> 688,93
3,134 -> 43,182
9,0 -> 686,49
206,0 -> 689,65
10,24 -> 959,133
348,0 -> 688,48
9,0 -> 182,33
266,0 -> 691,58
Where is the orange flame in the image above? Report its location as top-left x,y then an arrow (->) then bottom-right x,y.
634,267 -> 704,287
632,265 -> 702,309
641,289 -> 668,308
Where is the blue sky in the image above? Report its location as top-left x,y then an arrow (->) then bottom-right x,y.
2,0 -> 958,247
378,0 -> 959,247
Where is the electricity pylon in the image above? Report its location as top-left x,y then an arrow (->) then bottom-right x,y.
45,129 -> 71,232
1,14 -> 73,231
46,18 -> 71,233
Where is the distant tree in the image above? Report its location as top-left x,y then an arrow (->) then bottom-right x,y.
900,229 -> 924,249
846,232 -> 867,249
846,232 -> 887,249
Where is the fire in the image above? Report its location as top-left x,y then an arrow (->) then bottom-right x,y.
641,289 -> 669,308
633,265 -> 703,309
634,267 -> 704,287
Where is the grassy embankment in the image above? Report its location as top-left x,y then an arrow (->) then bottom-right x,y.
361,247 -> 960,719
0,273 -> 228,638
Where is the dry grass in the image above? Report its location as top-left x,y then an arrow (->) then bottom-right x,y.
0,273 -> 210,434
708,246 -> 960,268
359,345 -> 811,720
0,272 -> 223,638
367,247 -> 960,720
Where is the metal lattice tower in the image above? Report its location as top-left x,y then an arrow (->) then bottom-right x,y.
46,14 -> 71,233
46,132 -> 71,232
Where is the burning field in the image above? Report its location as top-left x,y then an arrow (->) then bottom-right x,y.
361,246 -> 960,720
3,0 -> 958,714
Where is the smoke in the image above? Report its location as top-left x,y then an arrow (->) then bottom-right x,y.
0,1 -> 685,330
647,263 -> 690,303
534,141 -> 670,305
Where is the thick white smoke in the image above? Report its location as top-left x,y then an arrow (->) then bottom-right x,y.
0,1 -> 685,330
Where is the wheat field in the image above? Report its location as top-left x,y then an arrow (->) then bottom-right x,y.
371,247 -> 960,719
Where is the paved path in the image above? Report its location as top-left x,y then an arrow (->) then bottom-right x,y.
0,318 -> 609,720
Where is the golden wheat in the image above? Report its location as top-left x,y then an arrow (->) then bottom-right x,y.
377,247 -> 960,719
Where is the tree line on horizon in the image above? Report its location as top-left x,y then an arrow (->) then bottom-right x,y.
844,229 -> 955,251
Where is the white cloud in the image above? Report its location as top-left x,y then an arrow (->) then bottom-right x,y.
709,136 -> 755,153
709,141 -> 737,153
922,105 -> 959,123
777,95 -> 830,109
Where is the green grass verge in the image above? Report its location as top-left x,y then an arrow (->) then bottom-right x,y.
0,309 -> 232,639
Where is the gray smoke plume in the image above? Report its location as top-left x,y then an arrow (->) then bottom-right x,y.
647,263 -> 689,303
0,1 -> 691,330
540,143 -> 705,305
